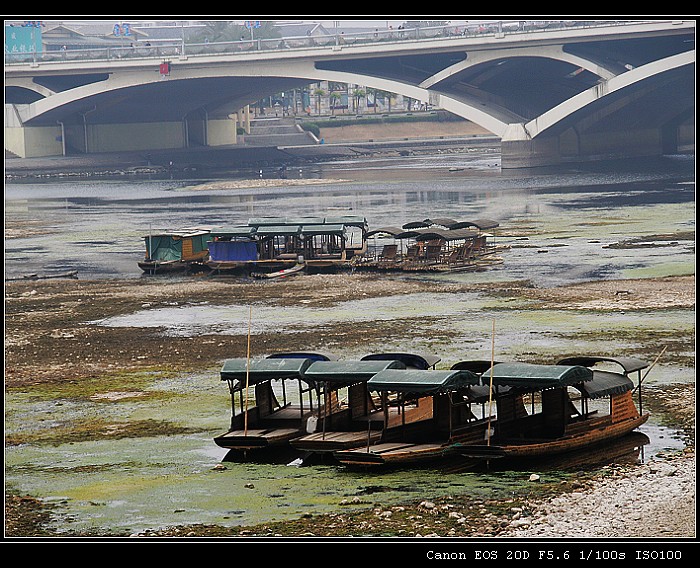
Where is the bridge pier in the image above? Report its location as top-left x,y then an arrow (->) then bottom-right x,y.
5,107 -> 241,158
501,122 -> 693,169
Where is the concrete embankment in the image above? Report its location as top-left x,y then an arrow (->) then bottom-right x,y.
5,121 -> 499,179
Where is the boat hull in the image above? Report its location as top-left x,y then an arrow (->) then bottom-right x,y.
138,260 -> 208,274
291,430 -> 383,453
214,428 -> 303,451
456,415 -> 649,460
334,442 -> 453,467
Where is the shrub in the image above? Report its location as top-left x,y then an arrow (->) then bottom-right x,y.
300,122 -> 320,137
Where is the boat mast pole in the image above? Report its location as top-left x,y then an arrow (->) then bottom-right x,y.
486,319 -> 495,446
633,345 -> 667,415
244,306 -> 252,436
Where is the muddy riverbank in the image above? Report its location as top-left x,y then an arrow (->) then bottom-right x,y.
4,272 -> 695,539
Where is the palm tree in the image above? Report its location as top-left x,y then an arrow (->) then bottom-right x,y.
313,87 -> 325,115
352,88 -> 366,113
329,92 -> 342,115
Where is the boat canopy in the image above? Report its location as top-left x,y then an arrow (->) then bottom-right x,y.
143,230 -> 210,261
248,216 -> 367,229
450,219 -> 500,230
304,359 -> 405,385
267,352 -> 337,361
324,215 -> 368,229
401,218 -> 499,231
142,228 -> 210,239
301,224 -> 346,236
578,371 -> 634,399
366,226 -> 404,238
248,217 -> 323,227
254,225 -> 303,236
209,226 -> 257,239
451,360 -> 499,374
484,362 -> 594,389
220,357 -> 313,384
361,352 -> 441,370
367,368 -> 480,394
394,227 -> 478,241
414,228 -> 479,242
556,355 -> 648,374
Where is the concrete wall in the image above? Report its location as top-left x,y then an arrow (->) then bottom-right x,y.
207,118 -> 239,146
86,122 -> 185,153
5,125 -> 64,158
502,124 -> 686,168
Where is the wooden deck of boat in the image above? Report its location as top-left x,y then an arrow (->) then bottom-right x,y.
336,441 -> 451,465
264,406 -> 313,420
291,430 -> 382,451
214,428 -> 301,448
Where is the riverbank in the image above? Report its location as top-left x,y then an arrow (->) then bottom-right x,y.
4,133 -> 500,181
4,273 -> 695,539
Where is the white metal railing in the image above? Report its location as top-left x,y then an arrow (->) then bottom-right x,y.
4,20 -> 679,66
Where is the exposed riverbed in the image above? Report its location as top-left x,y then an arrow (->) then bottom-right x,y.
4,148 -> 695,545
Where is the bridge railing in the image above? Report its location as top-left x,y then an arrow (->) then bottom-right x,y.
3,20 -> 677,66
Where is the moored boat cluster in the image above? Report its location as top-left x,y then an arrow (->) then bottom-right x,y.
214,351 -> 651,470
138,215 -> 507,277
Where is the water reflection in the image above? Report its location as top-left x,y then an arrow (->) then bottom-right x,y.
5,155 -> 694,273
4,153 -> 694,535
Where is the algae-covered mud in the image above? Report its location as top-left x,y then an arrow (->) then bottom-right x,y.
4,152 -> 695,538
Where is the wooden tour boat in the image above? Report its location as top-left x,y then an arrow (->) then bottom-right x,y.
138,228 -> 211,274
356,217 -> 505,273
453,357 -> 650,462
213,356 -> 322,454
206,216 -> 368,275
290,359 -> 421,455
333,367 -> 485,467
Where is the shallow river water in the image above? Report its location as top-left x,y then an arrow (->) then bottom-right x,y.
4,148 -> 695,536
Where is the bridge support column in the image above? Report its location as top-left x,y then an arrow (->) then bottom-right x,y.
5,124 -> 63,158
500,123 -> 563,169
501,122 -> 692,169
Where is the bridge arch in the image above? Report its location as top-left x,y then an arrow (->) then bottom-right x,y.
5,20 -> 695,166
525,50 -> 695,138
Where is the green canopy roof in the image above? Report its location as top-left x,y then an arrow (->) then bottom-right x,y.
557,355 -> 648,374
361,352 -> 441,370
209,226 -> 257,239
578,371 -> 634,399
220,357 -> 312,383
304,359 -> 405,383
367,368 -> 480,394
301,224 -> 346,236
254,225 -> 302,236
324,215 -> 368,228
484,362 -> 593,389
267,352 -> 337,362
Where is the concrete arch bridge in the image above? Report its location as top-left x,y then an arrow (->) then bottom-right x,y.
5,19 -> 695,168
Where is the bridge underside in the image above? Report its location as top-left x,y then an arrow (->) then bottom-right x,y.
5,27 -> 695,167
500,64 -> 695,167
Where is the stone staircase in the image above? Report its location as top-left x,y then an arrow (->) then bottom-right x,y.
242,117 -> 316,147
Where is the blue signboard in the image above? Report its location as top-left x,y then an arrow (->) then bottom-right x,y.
5,25 -> 42,54
113,23 -> 131,36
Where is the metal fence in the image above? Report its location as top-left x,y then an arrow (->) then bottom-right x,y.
3,20 -> 674,66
